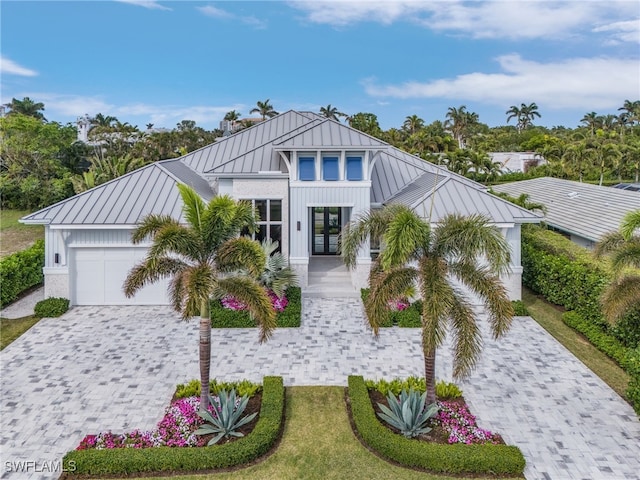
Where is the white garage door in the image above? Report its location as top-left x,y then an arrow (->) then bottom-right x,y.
71,247 -> 170,305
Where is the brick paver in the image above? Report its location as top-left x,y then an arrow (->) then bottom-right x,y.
0,299 -> 638,479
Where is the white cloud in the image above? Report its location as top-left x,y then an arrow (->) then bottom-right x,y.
288,1 -> 638,42
115,0 -> 171,11
115,103 -> 244,127
363,54 -> 640,110
19,93 -> 114,117
593,18 -> 640,44
197,5 -> 267,28
0,56 -> 38,76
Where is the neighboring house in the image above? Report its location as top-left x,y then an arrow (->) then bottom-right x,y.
489,152 -> 545,173
22,111 -> 540,306
492,177 -> 640,249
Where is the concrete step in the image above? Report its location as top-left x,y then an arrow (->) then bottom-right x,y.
302,285 -> 360,298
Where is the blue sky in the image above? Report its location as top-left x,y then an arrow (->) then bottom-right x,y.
2,1 -> 639,131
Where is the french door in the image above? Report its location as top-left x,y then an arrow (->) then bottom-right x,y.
312,207 -> 341,255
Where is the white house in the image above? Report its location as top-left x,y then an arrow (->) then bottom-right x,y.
22,111 -> 540,305
489,152 -> 545,173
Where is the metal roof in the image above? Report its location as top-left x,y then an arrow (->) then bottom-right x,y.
388,177 -> 541,224
21,162 -> 214,226
273,119 -> 387,149
491,177 -> 640,241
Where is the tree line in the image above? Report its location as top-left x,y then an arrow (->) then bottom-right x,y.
1,97 -> 638,210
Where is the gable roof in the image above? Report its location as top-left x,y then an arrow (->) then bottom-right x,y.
491,177 -> 640,241
21,160 -> 213,226
273,118 -> 387,149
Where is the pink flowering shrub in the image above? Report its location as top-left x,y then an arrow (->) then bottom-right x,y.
222,289 -> 288,313
387,298 -> 410,311
434,401 -> 501,445
76,396 -> 225,450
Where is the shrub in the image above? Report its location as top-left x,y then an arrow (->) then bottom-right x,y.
360,289 -> 421,327
435,381 -> 463,400
376,388 -> 439,438
365,377 -> 426,396
175,379 -> 261,399
34,297 -> 69,318
0,240 -> 44,307
348,376 -> 526,475
211,287 -> 301,328
63,376 -> 284,476
511,300 -> 529,316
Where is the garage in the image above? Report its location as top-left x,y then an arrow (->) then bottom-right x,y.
71,247 -> 170,305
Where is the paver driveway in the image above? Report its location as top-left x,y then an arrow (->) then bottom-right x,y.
1,298 -> 639,480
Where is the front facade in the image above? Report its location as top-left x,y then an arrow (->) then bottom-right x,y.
23,111 -> 540,306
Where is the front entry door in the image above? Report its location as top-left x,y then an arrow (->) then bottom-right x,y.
313,207 -> 341,255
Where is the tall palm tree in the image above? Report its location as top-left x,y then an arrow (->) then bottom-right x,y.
619,100 -> 640,126
506,103 -> 541,132
595,210 -> 640,323
91,113 -> 118,128
319,104 -> 346,121
340,205 -> 514,404
250,99 -> 278,120
4,97 -> 46,121
224,110 -> 241,122
444,106 -> 478,149
580,112 -> 601,136
124,185 -> 276,410
402,114 -> 425,135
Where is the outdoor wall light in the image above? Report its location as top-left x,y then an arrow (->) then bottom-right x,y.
297,221 -> 301,231
54,253 -> 60,264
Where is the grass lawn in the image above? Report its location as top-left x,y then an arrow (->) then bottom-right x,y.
522,288 -> 630,399
0,315 -> 41,350
140,387 -> 517,480
0,209 -> 44,258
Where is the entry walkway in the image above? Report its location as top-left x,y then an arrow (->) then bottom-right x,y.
0,299 -> 639,479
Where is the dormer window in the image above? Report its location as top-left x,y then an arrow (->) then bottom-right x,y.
323,156 -> 339,181
299,156 -> 315,181
346,156 -> 363,181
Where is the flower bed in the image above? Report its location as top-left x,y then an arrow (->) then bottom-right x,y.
360,288 -> 421,327
62,376 -> 285,477
347,375 -> 525,475
212,286 -> 301,328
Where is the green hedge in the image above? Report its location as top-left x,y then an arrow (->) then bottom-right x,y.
563,312 -> 640,415
360,289 -> 422,327
62,376 -> 285,476
34,297 -> 69,318
211,287 -> 301,328
0,240 -> 45,307
347,376 -> 526,475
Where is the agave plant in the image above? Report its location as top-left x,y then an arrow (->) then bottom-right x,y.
194,389 -> 257,445
258,238 -> 298,298
377,388 -> 439,438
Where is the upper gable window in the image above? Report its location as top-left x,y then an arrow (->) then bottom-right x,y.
346,156 -> 363,181
323,156 -> 339,181
299,156 -> 315,181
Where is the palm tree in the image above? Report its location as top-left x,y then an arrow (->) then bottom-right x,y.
224,110 -> 241,122
580,112 -> 601,136
4,97 -> 46,121
444,106 -> 478,149
250,99 -> 278,120
124,185 -> 276,410
319,104 -> 346,121
340,205 -> 514,404
91,113 -> 118,128
595,210 -> 640,323
402,115 -> 425,135
506,103 -> 541,132
619,100 -> 640,126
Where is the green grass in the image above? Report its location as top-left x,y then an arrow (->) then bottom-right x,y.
148,387 -> 518,480
0,209 -> 44,258
522,288 -> 630,399
0,315 -> 41,350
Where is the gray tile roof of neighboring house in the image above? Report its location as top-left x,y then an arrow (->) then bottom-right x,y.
491,177 -> 640,241
21,161 -> 214,226
385,174 -> 541,224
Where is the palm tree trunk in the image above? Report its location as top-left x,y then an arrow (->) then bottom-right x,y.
199,300 -> 211,411
424,346 -> 437,405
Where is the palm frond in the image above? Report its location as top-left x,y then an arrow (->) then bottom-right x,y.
177,183 -> 207,235
147,223 -> 204,261
609,238 -> 640,274
217,237 -> 266,278
380,207 -> 431,269
201,196 -> 257,250
620,210 -> 640,240
448,261 -> 513,339
180,264 -> 216,319
123,256 -> 187,298
366,266 -> 418,336
448,294 -> 482,380
130,214 -> 181,244
601,275 -> 640,323
217,276 -> 276,342
594,231 -> 626,259
433,214 -> 511,276
418,256 -> 454,352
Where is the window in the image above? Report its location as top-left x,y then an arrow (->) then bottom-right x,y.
241,199 -> 283,251
346,156 -> 363,181
299,156 -> 315,181
323,156 -> 339,181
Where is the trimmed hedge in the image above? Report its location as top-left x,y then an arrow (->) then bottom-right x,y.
511,300 -> 529,316
563,312 -> 640,415
62,376 -> 285,476
211,287 -> 301,328
0,240 -> 44,307
347,376 -> 526,475
34,297 -> 69,318
360,289 -> 422,327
